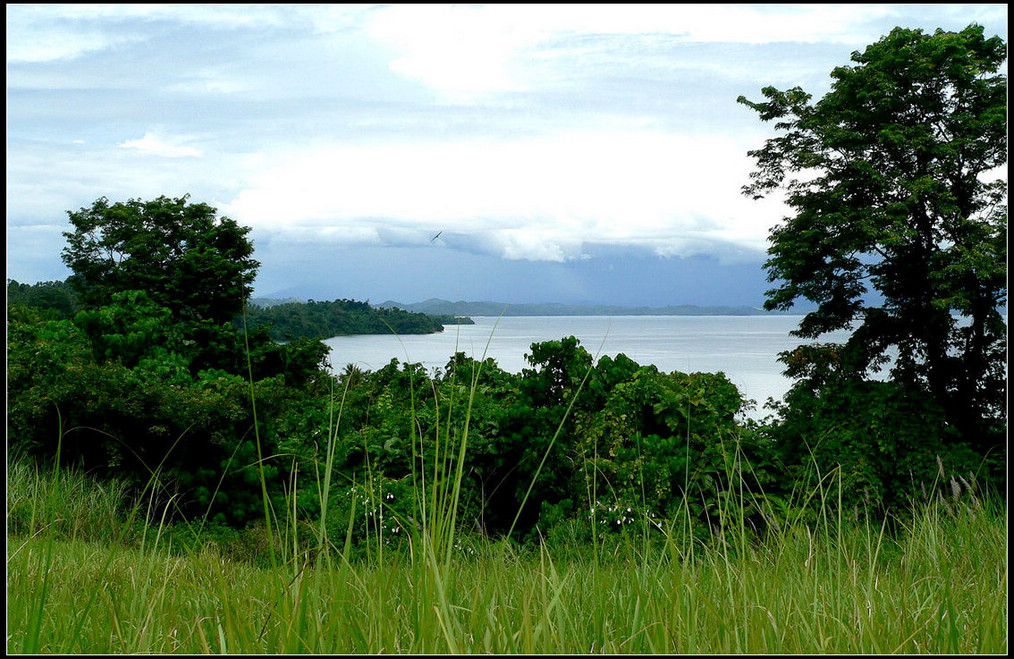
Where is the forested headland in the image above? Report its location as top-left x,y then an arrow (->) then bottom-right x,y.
244,297 -> 471,340
8,279 -> 472,342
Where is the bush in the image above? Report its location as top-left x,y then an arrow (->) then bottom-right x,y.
765,377 -> 994,514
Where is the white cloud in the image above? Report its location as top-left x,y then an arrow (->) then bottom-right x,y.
5,4 -> 372,63
118,132 -> 203,158
6,24 -> 141,63
363,4 -> 907,100
222,130 -> 778,261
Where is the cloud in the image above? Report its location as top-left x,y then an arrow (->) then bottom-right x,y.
5,23 -> 142,63
5,5 -> 374,63
118,132 -> 203,158
363,5 -> 1008,103
222,130 -> 778,262
363,4 -> 908,101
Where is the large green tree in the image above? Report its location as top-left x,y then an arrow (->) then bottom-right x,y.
739,25 -> 1006,454
61,195 -> 259,325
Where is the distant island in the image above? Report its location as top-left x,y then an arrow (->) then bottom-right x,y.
377,298 -> 795,317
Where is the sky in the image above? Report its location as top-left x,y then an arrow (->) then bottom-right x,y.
6,4 -> 1008,307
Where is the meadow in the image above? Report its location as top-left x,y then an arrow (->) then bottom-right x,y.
7,450 -> 1007,654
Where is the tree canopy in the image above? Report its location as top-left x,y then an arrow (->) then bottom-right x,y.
61,195 -> 259,325
738,25 -> 1007,453
6,279 -> 81,320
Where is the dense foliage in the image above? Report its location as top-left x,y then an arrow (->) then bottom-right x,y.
739,25 -> 1007,505
243,298 -> 469,341
6,296 -> 331,526
6,279 -> 81,320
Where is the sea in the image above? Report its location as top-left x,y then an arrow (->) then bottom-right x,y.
323,315 -> 854,420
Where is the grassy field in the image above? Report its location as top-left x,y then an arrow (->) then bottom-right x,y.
6,457 -> 1007,654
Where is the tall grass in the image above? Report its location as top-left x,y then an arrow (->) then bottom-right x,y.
7,456 -> 130,544
7,326 -> 1008,653
7,460 -> 1007,653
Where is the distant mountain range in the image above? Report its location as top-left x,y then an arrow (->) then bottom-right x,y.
376,298 -> 795,317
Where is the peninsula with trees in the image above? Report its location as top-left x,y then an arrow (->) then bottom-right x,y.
7,279 -> 473,343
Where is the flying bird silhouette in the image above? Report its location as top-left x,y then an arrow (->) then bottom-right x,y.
430,230 -> 443,243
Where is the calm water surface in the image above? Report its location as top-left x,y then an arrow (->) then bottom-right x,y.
324,315 -> 852,419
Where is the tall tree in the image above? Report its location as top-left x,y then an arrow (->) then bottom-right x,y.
61,195 -> 259,325
738,25 -> 1007,451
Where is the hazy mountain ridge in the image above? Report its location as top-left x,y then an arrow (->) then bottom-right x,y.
377,298 -> 794,317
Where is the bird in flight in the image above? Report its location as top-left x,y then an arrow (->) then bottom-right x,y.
430,230 -> 443,243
